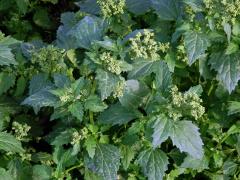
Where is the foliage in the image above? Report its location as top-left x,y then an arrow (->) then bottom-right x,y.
0,0 -> 239,179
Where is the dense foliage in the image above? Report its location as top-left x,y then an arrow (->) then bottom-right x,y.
0,0 -> 240,179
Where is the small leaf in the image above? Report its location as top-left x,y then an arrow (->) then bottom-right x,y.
184,31 -> 210,65
85,144 -> 120,180
84,135 -> 97,159
68,102 -> 84,121
32,165 -> 52,180
181,155 -> 209,170
128,60 -> 155,79
170,121 -> 204,159
223,160 -> 238,175
120,145 -> 135,170
0,168 -> 13,180
138,148 -> 169,180
0,132 -> 24,153
0,72 -> 16,96
84,95 -> 108,112
0,45 -> 17,66
33,8 -> 53,29
98,103 -> 141,125
126,0 -> 151,15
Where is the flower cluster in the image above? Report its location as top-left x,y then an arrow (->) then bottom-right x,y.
167,86 -> 205,120
12,122 -> 31,141
71,131 -> 82,145
113,79 -> 126,98
97,0 -> 125,18
176,45 -> 188,63
99,52 -> 122,75
129,30 -> 162,60
204,0 -> 240,24
31,45 -> 66,74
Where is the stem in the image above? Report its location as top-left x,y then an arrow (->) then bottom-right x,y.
89,111 -> 94,124
65,164 -> 82,174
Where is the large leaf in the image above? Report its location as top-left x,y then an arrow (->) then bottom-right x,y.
128,60 -> 155,79
0,45 -> 17,66
75,0 -> 100,15
68,102 -> 84,121
98,103 -> 140,125
184,31 -> 210,65
119,80 -> 150,109
32,165 -> 52,180
181,155 -> 209,170
152,114 -> 173,148
151,0 -> 181,21
209,52 -> 240,93
85,144 -> 120,180
0,132 -> 24,153
138,148 -> 169,180
68,16 -> 106,49
170,121 -> 203,159
126,0 -> 151,15
0,72 -> 16,95
0,168 -> 13,180
96,69 -> 119,100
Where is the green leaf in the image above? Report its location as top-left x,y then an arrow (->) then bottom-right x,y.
0,45 -> 17,66
85,144 -> 120,180
209,52 -> 240,93
0,132 -> 24,153
85,95 -> 108,112
119,80 -> 150,109
98,103 -> 140,125
68,102 -> 84,121
184,31 -> 210,65
29,74 -> 51,95
151,0 -> 181,21
32,165 -> 52,180
53,74 -> 71,88
223,160 -> 238,175
170,121 -> 203,159
120,145 -> 135,170
128,60 -> 155,79
126,0 -> 151,15
152,114 -> 173,148
0,168 -> 13,180
182,0 -> 204,12
15,0 -> 29,14
69,16 -> 106,49
153,61 -> 172,94
228,101 -> 240,115
84,135 -> 97,159
0,72 -> 16,96
181,155 -> 209,170
33,8 -> 53,29
8,158 -> 32,180
96,69 -> 119,100
138,148 -> 169,180
50,129 -> 74,146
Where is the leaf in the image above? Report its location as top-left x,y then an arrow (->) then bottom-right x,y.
209,52 -> 240,93
84,95 -> 108,112
126,0 -> 151,15
184,31 -> 210,65
15,0 -> 29,14
119,80 -> 150,109
0,168 -> 13,180
68,16 -> 106,49
84,135 -> 97,159
186,85 -> 203,95
33,8 -> 53,29
85,144 -> 120,180
0,45 -> 17,66
138,148 -> 169,180
153,61 -> 172,94
0,132 -> 24,153
170,121 -> 204,159
223,160 -> 238,175
223,23 -> 231,43
0,72 -> 16,96
22,87 -> 58,114
96,69 -> 119,100
53,74 -> 71,88
181,155 -> 209,170
68,102 -> 84,121
182,0 -> 204,12
50,129 -> 74,146
75,0 -> 100,15
32,165 -> 52,180
29,74 -> 51,95
120,145 -> 135,170
152,114 -> 173,148
151,0 -> 181,21
128,60 -> 155,79
98,103 -> 140,125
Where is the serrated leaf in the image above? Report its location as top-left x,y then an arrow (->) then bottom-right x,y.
0,72 -> 16,96
209,52 -> 240,93
50,129 -> 74,146
223,160 -> 238,175
96,69 -> 120,100
181,155 -> 209,170
29,74 -> 51,95
138,148 -> 169,180
126,0 -> 151,15
170,121 -> 203,159
32,165 -> 52,180
98,103 -> 140,125
0,168 -> 13,180
0,132 -> 24,153
53,74 -> 71,88
68,16 -> 106,49
84,135 -> 97,159
119,80 -> 150,109
85,95 -> 108,112
68,102 -> 84,121
151,0 -> 181,21
86,144 -> 120,180
128,60 -> 155,79
0,45 -> 17,66
184,31 -> 210,65
152,114 -> 173,148
120,145 -> 135,170
75,0 -> 100,15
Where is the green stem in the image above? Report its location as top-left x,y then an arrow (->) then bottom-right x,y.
89,111 -> 94,124
65,164 -> 82,174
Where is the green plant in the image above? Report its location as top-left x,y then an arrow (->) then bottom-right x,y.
0,0 -> 239,179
